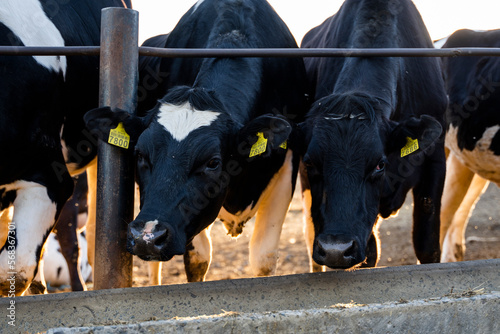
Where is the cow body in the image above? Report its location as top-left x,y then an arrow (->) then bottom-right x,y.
0,0 -> 130,296
299,0 -> 447,270
440,29 -> 500,262
86,0 -> 309,281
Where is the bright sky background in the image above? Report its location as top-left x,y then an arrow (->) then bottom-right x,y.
133,1 -> 500,45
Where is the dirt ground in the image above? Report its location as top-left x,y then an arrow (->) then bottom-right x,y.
130,182 -> 500,287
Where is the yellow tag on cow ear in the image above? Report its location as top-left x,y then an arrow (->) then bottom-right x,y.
108,122 -> 130,149
401,137 -> 419,157
279,140 -> 288,150
249,132 -> 268,157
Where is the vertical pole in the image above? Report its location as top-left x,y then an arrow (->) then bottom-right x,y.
94,7 -> 138,290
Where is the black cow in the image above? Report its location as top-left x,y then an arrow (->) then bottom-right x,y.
439,29 -> 500,262
86,0 -> 309,281
299,0 -> 447,271
0,0 -> 131,296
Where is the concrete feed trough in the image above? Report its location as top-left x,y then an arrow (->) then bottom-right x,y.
1,259 -> 499,333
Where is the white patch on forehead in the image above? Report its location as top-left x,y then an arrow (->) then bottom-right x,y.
193,0 -> 205,13
0,0 -> 67,77
446,124 -> 500,185
157,102 -> 220,142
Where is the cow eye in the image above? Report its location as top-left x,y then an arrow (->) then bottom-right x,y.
373,159 -> 387,176
206,158 -> 222,171
376,161 -> 386,171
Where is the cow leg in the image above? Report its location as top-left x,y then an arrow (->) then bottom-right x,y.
361,233 -> 378,268
249,151 -> 293,276
300,161 -> 324,273
148,262 -> 162,285
411,148 -> 446,264
440,153 -> 475,246
54,205 -> 85,291
0,206 -> 47,295
184,225 -> 212,282
0,182 -> 57,296
0,207 -> 12,247
304,211 -> 324,272
85,161 -> 97,271
28,259 -> 47,295
442,174 -> 489,262
361,217 -> 382,268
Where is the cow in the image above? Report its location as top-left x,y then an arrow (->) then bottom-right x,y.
298,0 -> 447,271
0,0 -> 131,296
439,29 -> 500,262
85,0 -> 310,282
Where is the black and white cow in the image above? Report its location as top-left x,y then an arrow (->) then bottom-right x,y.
86,0 -> 309,281
0,0 -> 131,296
298,0 -> 447,271
439,29 -> 500,262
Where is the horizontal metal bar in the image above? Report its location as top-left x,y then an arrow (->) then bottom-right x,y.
0,46 -> 100,56
140,47 -> 500,58
2,46 -> 500,58
139,47 -> 500,58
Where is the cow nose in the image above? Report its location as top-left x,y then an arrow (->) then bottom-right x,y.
127,221 -> 169,258
313,234 -> 361,269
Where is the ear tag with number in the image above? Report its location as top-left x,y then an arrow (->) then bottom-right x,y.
249,132 -> 268,157
401,137 -> 419,157
279,140 -> 287,150
108,122 -> 130,149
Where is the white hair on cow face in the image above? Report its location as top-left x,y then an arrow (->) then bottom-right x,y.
0,0 -> 67,77
157,102 -> 221,142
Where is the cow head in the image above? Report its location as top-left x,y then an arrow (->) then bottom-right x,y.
85,86 -> 291,261
298,93 -> 441,269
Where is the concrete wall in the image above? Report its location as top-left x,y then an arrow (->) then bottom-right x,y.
2,259 -> 499,333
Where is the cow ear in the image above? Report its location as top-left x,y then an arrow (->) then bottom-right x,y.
237,114 -> 292,158
385,115 -> 443,157
84,107 -> 148,145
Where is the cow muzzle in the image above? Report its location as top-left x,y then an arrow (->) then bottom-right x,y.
312,234 -> 365,269
127,220 -> 184,261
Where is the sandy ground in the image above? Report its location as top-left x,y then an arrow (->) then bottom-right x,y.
130,182 -> 500,287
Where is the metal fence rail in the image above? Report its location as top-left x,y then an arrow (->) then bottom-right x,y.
2,45 -> 500,58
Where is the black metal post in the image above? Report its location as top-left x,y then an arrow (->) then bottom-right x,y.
94,7 -> 138,290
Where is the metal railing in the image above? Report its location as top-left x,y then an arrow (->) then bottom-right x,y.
3,45 -> 500,57
2,7 -> 500,292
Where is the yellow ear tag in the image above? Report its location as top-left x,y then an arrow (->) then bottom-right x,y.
279,140 -> 288,150
401,137 -> 419,157
108,122 -> 130,149
249,132 -> 268,157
